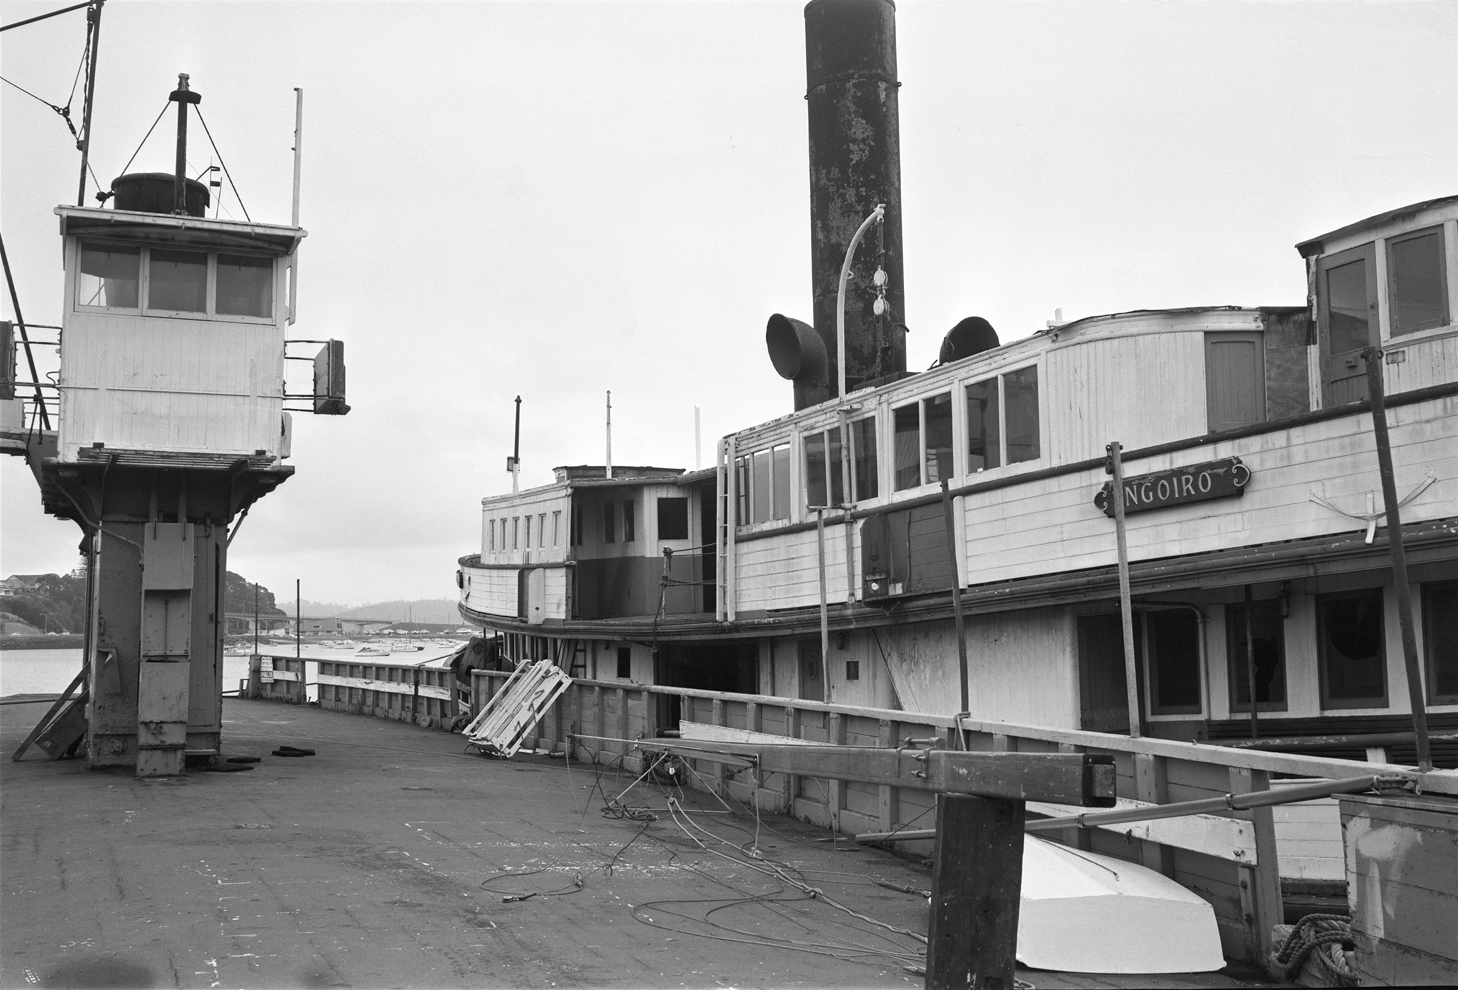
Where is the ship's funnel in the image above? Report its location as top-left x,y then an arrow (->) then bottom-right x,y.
767,313 -> 832,410
111,173 -> 209,217
805,0 -> 905,396
937,317 -> 999,366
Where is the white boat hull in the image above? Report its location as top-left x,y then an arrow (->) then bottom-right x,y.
1016,835 -> 1226,974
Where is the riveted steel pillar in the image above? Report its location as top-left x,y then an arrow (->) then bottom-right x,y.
805,0 -> 905,396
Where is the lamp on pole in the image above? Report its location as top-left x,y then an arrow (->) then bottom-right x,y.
835,203 -> 886,401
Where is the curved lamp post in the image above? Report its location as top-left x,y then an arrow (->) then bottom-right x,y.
835,203 -> 886,401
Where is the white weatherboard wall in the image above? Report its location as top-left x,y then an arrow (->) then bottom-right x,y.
58,312 -> 284,459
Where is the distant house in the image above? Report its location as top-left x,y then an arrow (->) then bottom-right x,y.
0,575 -> 46,597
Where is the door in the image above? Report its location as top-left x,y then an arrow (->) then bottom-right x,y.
1077,613 -> 1144,733
1316,243 -> 1378,406
797,640 -> 825,702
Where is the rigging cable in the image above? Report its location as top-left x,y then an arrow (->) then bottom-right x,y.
112,101 -> 171,184
193,107 -> 250,222
0,1 -> 92,34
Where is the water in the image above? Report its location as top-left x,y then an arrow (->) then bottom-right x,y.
0,644 -> 458,698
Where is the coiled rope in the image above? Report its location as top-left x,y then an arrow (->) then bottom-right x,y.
1270,913 -> 1359,987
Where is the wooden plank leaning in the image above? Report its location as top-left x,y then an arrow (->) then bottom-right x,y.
11,659 -> 90,762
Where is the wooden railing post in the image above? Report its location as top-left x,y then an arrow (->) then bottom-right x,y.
1230,766 -> 1283,967
878,718 -> 898,833
712,698 -> 727,796
616,686 -> 629,762
592,684 -> 605,765
927,794 -> 1025,990
784,705 -> 800,815
1135,752 -> 1174,876
747,701 -> 762,808
828,712 -> 845,832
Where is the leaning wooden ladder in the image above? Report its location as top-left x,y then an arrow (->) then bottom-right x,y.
462,659 -> 572,759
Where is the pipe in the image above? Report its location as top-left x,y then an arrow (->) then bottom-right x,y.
291,87 -> 303,226
605,391 -> 612,480
817,507 -> 830,702
836,205 -> 884,399
940,479 -> 969,721
1245,584 -> 1258,740
1362,348 -> 1432,771
169,73 -> 199,214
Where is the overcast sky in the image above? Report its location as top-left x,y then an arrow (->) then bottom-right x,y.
3,0 -> 1454,605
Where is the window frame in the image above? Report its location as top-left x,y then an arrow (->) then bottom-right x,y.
1422,579 -> 1458,706
964,363 -> 1042,475
1226,600 -> 1288,713
622,498 -> 636,543
1386,224 -> 1451,337
74,240 -> 278,324
802,425 -> 845,510
1143,608 -> 1204,718
734,440 -> 792,527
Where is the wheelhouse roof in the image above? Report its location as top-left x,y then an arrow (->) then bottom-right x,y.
55,205 -> 306,255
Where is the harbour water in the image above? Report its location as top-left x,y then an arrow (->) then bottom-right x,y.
0,644 -> 459,699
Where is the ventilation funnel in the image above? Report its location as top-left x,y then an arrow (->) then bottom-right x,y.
767,313 -> 832,410
938,317 -> 999,366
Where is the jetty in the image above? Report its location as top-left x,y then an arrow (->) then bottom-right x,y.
3,694 -> 1274,990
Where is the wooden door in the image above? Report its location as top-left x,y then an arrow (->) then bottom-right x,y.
1316,243 -> 1378,406
1077,613 -> 1144,733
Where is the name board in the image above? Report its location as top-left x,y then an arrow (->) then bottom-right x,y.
1094,457 -> 1249,518
260,656 -> 274,683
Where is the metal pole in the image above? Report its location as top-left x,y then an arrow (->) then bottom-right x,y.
171,74 -> 192,213
295,578 -> 301,659
0,234 -> 51,430
290,87 -> 303,226
511,394 -> 521,492
817,507 -> 830,702
839,409 -> 855,604
940,479 -> 970,719
75,1 -> 103,206
604,391 -> 612,480
1107,442 -> 1142,738
253,582 -> 259,656
1245,585 -> 1259,741
1362,349 -> 1432,771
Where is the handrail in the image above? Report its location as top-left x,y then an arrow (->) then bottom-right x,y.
468,668 -> 1458,793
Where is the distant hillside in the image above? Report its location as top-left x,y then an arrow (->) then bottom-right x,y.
341,600 -> 460,624
276,599 -> 461,624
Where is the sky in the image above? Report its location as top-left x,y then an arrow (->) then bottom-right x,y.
3,0 -> 1455,606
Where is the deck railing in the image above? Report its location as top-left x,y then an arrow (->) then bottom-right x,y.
248,654 -> 463,728
467,667 -> 1456,965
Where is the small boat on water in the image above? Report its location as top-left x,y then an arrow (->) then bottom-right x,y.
356,646 -> 391,657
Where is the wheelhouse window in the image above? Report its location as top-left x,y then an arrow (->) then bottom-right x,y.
1422,580 -> 1457,705
735,443 -> 791,524
1318,588 -> 1387,708
76,244 -> 139,308
966,366 -> 1040,471
216,253 -> 274,318
803,427 -> 844,509
148,249 -> 208,313
850,416 -> 878,501
1227,600 -> 1287,712
74,241 -> 275,321
1388,227 -> 1449,335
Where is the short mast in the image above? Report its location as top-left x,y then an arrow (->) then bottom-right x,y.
168,73 -> 201,214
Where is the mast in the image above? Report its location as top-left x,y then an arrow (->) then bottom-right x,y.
75,0 -> 104,206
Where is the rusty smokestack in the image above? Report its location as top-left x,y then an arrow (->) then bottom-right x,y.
805,0 -> 905,396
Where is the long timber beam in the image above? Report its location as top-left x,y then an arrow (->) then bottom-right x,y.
635,739 -> 1116,807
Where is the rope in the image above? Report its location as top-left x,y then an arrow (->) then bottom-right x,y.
193,107 -> 250,221
1269,914 -> 1359,987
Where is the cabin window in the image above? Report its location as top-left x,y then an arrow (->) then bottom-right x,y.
148,248 -> 208,313
892,403 -> 920,491
1422,580 -> 1458,705
1004,367 -> 1040,463
850,416 -> 878,501
76,244 -> 139,308
602,502 -> 616,543
966,379 -> 1000,471
622,499 -> 635,542
552,510 -> 561,547
617,646 -> 632,679
1146,609 -> 1201,716
216,253 -> 274,318
965,366 -> 1040,471
803,427 -> 844,509
512,517 -> 519,550
524,515 -> 531,549
657,497 -> 689,540
923,393 -> 954,485
538,513 -> 546,548
735,444 -> 790,525
1388,227 -> 1449,335
845,660 -> 860,680
1318,588 -> 1387,708
1227,600 -> 1287,712
488,519 -> 496,552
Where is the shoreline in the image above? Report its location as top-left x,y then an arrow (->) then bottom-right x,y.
0,635 -> 84,650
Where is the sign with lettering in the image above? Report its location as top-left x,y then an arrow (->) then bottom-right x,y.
1094,457 -> 1249,517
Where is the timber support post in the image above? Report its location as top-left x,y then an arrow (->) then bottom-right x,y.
926,794 -> 1026,989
